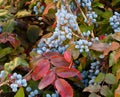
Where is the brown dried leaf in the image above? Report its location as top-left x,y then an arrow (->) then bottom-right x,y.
104,42 -> 120,56
112,33 -> 120,42
83,85 -> 101,93
115,84 -> 120,97
90,42 -> 109,52
114,49 -> 120,62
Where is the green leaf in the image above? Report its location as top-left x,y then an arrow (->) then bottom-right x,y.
100,86 -> 113,97
93,2 -> 104,8
112,0 -> 120,6
0,47 -> 13,59
94,73 -> 105,83
112,61 -> 120,74
105,73 -> 116,84
27,25 -> 40,43
2,19 -> 16,32
14,87 -> 25,97
109,51 -> 115,67
4,57 -> 29,74
102,10 -> 113,19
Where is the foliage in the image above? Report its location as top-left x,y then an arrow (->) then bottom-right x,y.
0,0 -> 120,97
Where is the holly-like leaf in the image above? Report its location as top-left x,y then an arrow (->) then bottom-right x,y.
0,33 -> 21,49
115,84 -> 120,97
100,86 -> 113,97
38,71 -> 56,89
90,42 -> 109,52
32,58 -> 50,81
83,85 -> 101,93
0,47 -> 13,59
64,50 -> 72,63
94,73 -> 105,83
105,73 -> 116,84
104,42 -> 120,56
14,87 -> 25,97
55,78 -> 73,97
55,66 -> 82,80
2,19 -> 16,32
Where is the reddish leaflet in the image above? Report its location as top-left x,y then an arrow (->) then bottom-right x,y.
0,33 -> 21,49
30,50 -> 81,97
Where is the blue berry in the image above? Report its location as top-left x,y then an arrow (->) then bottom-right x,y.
26,87 -> 32,92
34,89 -> 38,95
109,12 -> 120,32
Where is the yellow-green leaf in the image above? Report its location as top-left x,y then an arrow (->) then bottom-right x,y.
0,47 -> 13,59
4,57 -> 29,74
14,87 -> 25,97
15,10 -> 31,18
94,73 -> 105,83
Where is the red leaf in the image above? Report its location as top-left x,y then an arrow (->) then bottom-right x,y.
42,52 -> 61,58
55,78 -> 73,97
0,33 -> 21,49
32,58 -> 50,81
38,71 -> 56,89
50,55 -> 69,67
55,66 -> 82,80
42,3 -> 55,18
64,50 -> 72,63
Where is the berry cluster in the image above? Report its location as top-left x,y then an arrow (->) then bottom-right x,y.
10,73 -> 27,92
33,2 -> 45,15
85,11 -> 97,24
35,5 -> 79,54
26,86 -> 39,97
91,37 -> 99,43
81,70 -> 89,87
0,70 -> 5,78
77,0 -> 92,10
88,61 -> 100,85
74,39 -> 92,53
46,91 -> 59,97
81,61 -> 100,86
109,12 -> 120,32
70,2 -> 77,12
82,30 -> 91,37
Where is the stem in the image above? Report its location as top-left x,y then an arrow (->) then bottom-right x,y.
64,1 -> 84,38
0,80 -> 9,87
